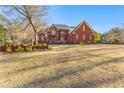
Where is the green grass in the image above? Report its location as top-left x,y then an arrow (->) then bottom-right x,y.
0,44 -> 124,88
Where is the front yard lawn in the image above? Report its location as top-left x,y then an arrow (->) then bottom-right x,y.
0,44 -> 124,88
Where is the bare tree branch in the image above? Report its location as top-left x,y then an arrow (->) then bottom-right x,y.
21,22 -> 30,31
13,6 -> 27,17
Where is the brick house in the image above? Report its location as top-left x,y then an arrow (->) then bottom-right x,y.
37,20 -> 96,44
47,24 -> 74,44
68,21 -> 96,44
37,28 -> 49,44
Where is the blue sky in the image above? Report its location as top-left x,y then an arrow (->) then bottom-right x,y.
48,5 -> 124,33
0,5 -> 124,34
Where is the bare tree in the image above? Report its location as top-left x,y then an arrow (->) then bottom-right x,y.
8,22 -> 32,45
107,27 -> 124,44
2,5 -> 47,45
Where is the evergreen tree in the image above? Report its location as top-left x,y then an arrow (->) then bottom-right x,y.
0,25 -> 7,43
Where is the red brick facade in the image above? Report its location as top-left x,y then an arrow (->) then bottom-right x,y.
68,21 -> 96,43
47,25 -> 69,43
37,21 -> 96,44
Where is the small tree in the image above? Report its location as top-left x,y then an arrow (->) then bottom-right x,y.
0,25 -> 7,45
94,33 -> 101,43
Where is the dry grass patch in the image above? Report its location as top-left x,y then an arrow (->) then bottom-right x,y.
0,44 -> 124,87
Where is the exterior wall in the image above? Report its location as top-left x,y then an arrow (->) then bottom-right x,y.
67,22 -> 95,44
37,22 -> 96,44
48,26 -> 69,44
59,29 -> 69,43
47,26 -> 58,43
37,34 -> 48,44
67,34 -> 76,44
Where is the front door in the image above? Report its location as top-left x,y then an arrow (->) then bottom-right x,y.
60,37 -> 65,43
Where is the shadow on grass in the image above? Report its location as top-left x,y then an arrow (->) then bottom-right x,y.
20,56 -> 124,88
0,46 -> 121,63
7,50 -> 109,75
71,73 -> 124,88
6,46 -> 123,74
6,52 -> 87,75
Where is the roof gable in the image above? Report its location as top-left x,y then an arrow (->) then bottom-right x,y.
71,20 -> 96,34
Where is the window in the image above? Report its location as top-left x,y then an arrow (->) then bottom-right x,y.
44,37 -> 48,41
40,36 -> 44,41
51,31 -> 56,35
83,25 -> 85,31
60,37 -> 65,43
76,34 -> 78,38
89,35 -> 92,40
44,34 -> 48,41
83,35 -> 85,40
60,31 -> 65,36
61,37 -> 64,41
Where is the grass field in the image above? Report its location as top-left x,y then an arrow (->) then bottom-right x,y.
0,44 -> 124,88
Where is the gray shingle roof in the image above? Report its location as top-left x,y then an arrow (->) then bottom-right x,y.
52,24 -> 69,30
68,26 -> 75,33
52,24 -> 76,33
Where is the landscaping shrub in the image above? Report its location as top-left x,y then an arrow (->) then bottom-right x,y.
80,41 -> 86,45
93,41 -> 97,44
5,46 -> 12,53
47,45 -> 52,50
26,46 -> 33,52
87,41 -> 92,44
0,43 -> 50,53
15,46 -> 25,52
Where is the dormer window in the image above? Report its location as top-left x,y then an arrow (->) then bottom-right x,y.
83,25 -> 85,31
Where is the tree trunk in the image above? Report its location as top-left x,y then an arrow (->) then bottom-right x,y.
23,6 -> 37,45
